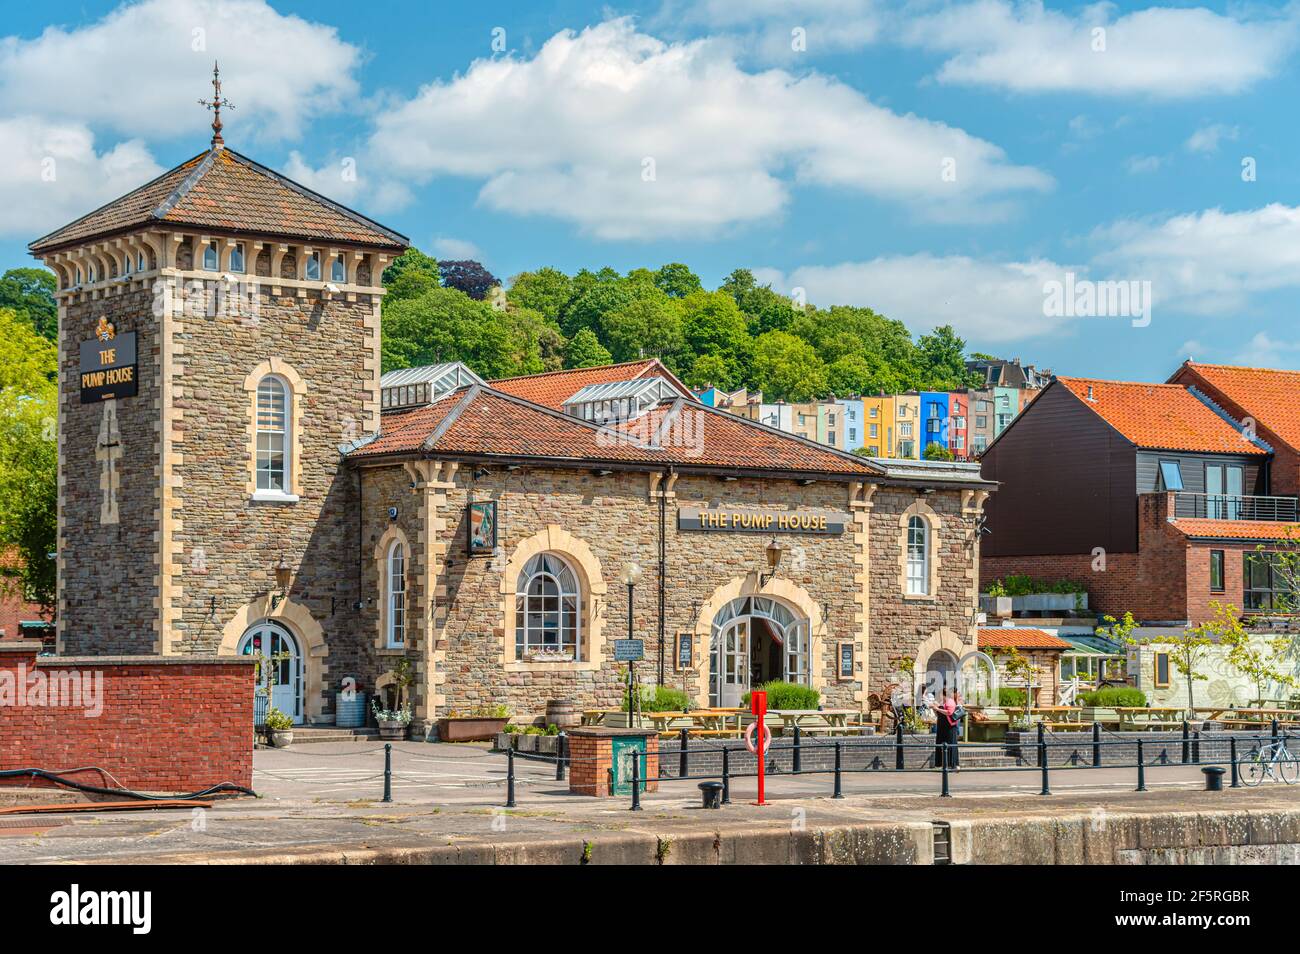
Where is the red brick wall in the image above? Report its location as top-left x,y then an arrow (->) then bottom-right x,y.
0,648 -> 254,793
0,590 -> 50,642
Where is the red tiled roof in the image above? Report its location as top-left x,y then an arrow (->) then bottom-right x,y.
978,628 -> 1072,650
30,147 -> 407,253
1174,363 -> 1300,452
1058,377 -> 1266,455
489,360 -> 689,410
350,386 -> 882,476
1169,519 -> 1300,541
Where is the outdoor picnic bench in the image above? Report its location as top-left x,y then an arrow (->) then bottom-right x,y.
1114,706 -> 1185,730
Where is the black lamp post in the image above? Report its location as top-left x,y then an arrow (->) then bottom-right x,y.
621,562 -> 643,717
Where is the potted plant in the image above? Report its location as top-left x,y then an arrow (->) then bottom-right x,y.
265,707 -> 294,747
436,704 -> 510,742
372,699 -> 412,740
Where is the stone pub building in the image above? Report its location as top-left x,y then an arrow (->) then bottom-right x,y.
32,123 -> 994,736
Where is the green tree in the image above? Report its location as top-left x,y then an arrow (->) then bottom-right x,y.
564,328 -> 612,369
560,276 -> 641,339
381,248 -> 439,287
1112,611 -> 1214,712
683,353 -> 733,391
0,269 -> 57,342
381,286 -> 524,379
653,262 -> 702,299
679,290 -> 752,383
601,297 -> 685,365
0,308 -> 56,609
1209,600 -> 1298,703
826,352 -> 904,397
923,442 -> 955,461
918,325 -> 978,390
506,268 -> 574,326
748,330 -> 827,403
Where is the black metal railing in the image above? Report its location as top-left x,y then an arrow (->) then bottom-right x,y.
1173,492 -> 1298,522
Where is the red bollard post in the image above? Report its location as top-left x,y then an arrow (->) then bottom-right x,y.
750,690 -> 768,806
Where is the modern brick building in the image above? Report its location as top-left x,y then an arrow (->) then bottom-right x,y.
981,374 -> 1297,625
32,129 -> 995,736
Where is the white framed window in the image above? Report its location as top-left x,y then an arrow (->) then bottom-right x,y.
230,242 -> 246,273
900,422 -> 913,438
123,255 -> 132,275
255,375 -> 290,493
305,251 -> 321,281
330,254 -> 346,282
386,541 -> 406,648
138,251 -> 146,272
514,553 -> 581,660
906,516 -> 930,596
202,240 -> 219,271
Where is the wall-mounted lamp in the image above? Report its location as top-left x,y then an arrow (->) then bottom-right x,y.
270,553 -> 293,609
759,537 -> 783,586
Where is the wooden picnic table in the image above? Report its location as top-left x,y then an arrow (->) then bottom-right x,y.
1194,707 -> 1298,723
756,709 -> 863,736
1115,706 -> 1185,730
644,709 -> 744,736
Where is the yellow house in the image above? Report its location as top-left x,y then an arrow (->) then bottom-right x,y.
860,395 -> 895,457
893,393 -> 920,459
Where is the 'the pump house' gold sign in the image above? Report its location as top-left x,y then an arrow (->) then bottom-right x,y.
80,326 -> 137,403
677,506 -> 848,535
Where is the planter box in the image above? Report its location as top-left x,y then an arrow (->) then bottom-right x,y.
436,716 -> 509,743
536,736 -> 560,755
1079,707 -> 1117,724
979,595 -> 1014,617
515,733 -> 537,752
495,732 -> 513,751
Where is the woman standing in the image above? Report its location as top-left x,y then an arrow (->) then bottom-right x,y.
932,687 -> 962,770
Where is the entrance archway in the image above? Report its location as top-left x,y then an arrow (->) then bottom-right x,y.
926,649 -> 959,695
238,621 -> 303,725
709,596 -> 809,708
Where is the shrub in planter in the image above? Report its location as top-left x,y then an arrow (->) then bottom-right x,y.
372,700 -> 413,740
741,681 -> 821,710
623,685 -> 690,712
265,707 -> 294,747
998,687 -> 1027,707
436,704 -> 510,742
1079,687 -> 1147,708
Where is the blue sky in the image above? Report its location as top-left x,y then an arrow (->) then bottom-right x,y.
4,0 -> 1300,380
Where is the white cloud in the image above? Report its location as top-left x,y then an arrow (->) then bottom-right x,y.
1185,123 -> 1239,154
755,254 -> 1076,343
654,0 -> 881,61
0,0 -> 361,143
431,237 -> 483,260
1092,204 -> 1300,314
902,0 -> 1297,97
0,118 -> 163,239
365,19 -> 1050,239
1226,332 -> 1300,369
1124,155 -> 1163,175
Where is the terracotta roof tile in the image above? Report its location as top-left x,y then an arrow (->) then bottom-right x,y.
30,147 -> 406,253
1169,519 -> 1300,541
1058,377 -> 1265,455
489,360 -> 688,410
978,628 -> 1072,650
1176,363 -> 1300,452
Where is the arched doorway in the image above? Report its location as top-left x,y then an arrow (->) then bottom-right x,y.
709,596 -> 809,707
238,621 -> 303,725
925,649 -> 959,696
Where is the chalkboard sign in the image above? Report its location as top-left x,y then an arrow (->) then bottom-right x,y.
675,632 -> 694,671
838,642 -> 855,680
613,639 -> 644,662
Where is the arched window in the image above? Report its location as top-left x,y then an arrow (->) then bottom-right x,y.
255,375 -> 290,493
906,516 -> 929,595
515,553 -> 581,660
330,254 -> 346,282
305,251 -> 321,281
202,240 -> 219,271
230,242 -> 246,273
386,541 -> 406,648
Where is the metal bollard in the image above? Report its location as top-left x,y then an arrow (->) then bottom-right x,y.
793,724 -> 803,774
895,720 -> 905,771
679,727 -> 689,778
555,732 -> 567,782
721,746 -> 731,805
1135,738 -> 1147,792
1182,721 -> 1190,764
940,746 -> 951,797
1273,718 -> 1280,741
1092,722 -> 1102,768
1039,741 -> 1051,795
1230,737 -> 1241,788
1036,722 -> 1045,767
506,747 -> 517,808
382,742 -> 393,803
833,741 -> 843,798
630,749 -> 642,811
1192,730 -> 1200,765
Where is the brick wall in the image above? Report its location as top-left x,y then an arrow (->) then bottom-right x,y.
0,645 -> 254,792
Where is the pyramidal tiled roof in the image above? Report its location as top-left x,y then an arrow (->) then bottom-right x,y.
29,146 -> 407,254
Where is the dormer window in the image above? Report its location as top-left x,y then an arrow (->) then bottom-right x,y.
202,240 -> 219,271
305,252 -> 321,281
330,254 -> 346,283
230,242 -> 246,273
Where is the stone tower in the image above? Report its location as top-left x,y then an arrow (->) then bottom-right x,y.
30,136 -> 407,722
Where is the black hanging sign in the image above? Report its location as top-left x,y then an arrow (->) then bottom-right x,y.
79,324 -> 137,403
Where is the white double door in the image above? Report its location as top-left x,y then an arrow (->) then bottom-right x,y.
239,621 -> 303,724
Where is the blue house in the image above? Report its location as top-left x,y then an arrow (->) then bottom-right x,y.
920,392 -> 949,455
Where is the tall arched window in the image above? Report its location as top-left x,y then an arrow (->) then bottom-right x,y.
202,240 -> 219,271
906,516 -> 930,595
330,254 -> 346,282
515,553 -> 581,660
386,541 -> 406,648
256,375 -> 290,493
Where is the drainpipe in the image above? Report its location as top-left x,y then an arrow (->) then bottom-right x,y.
658,466 -> 673,685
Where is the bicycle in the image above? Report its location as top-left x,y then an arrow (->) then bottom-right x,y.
1240,737 -> 1299,785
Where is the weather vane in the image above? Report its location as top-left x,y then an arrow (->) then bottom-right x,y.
198,61 -> 234,148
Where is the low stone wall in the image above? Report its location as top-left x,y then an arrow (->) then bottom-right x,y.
0,643 -> 255,793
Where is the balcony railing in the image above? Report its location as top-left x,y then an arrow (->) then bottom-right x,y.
1173,492 -> 1299,523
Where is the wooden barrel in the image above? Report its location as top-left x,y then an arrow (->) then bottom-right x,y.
546,698 -> 579,729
